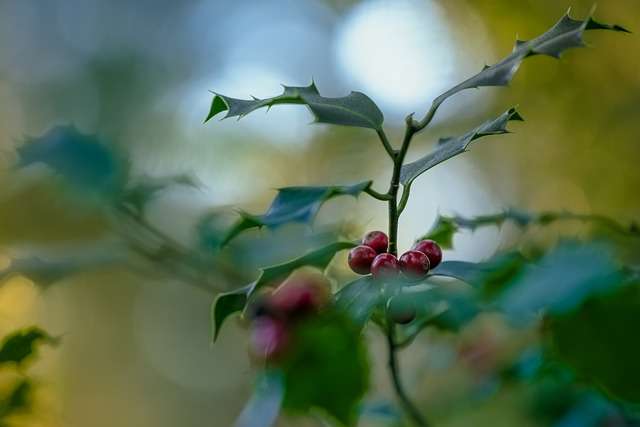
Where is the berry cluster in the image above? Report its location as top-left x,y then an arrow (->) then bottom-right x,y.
247,272 -> 329,360
348,231 -> 442,281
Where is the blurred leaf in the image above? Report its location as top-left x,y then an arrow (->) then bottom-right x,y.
499,241 -> 623,320
221,181 -> 371,246
0,327 -> 57,367
0,380 -> 32,423
121,174 -> 199,213
280,310 -> 369,426
401,108 -> 522,186
206,82 -> 384,130
419,216 -> 457,249
548,283 -> 640,403
335,276 -> 381,327
234,371 -> 284,427
428,12 -> 629,119
212,241 -> 357,341
16,126 -> 126,197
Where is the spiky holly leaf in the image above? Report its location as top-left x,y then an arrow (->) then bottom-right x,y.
400,108 -> 523,186
0,327 -> 57,367
335,276 -> 381,327
426,11 -> 629,121
205,82 -> 384,131
221,181 -> 371,246
211,241 -> 357,341
16,126 -> 126,197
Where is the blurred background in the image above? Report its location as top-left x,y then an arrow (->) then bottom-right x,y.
0,0 -> 638,426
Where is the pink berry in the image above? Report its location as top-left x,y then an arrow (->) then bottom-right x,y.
348,245 -> 377,275
413,240 -> 443,269
270,276 -> 328,317
371,253 -> 399,280
399,250 -> 430,281
362,231 -> 389,254
249,317 -> 289,359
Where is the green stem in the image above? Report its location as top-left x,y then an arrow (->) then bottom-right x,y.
377,128 -> 397,158
387,325 -> 430,427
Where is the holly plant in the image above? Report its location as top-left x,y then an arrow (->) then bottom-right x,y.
205,10 -> 634,427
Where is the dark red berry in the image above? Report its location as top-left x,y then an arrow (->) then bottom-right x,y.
270,274 -> 328,317
371,253 -> 399,280
362,230 -> 389,254
387,295 -> 416,324
399,250 -> 430,281
413,239 -> 443,269
249,317 -> 289,359
348,245 -> 377,275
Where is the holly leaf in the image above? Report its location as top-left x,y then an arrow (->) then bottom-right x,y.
206,82 -> 384,131
221,181 -> 371,246
0,327 -> 57,367
0,380 -> 32,422
121,174 -> 199,213
427,11 -> 629,121
234,371 -> 284,427
211,241 -> 357,341
400,108 -> 523,186
335,276 -> 381,327
419,216 -> 457,249
16,126 -> 126,197
280,311 -> 369,426
499,241 -> 623,320
548,283 -> 640,403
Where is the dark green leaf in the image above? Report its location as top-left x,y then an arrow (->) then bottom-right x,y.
281,311 -> 369,426
211,241 -> 357,341
0,327 -> 57,367
0,380 -> 32,422
427,12 -> 629,121
400,108 -> 523,186
335,276 -> 381,327
206,82 -> 384,130
16,126 -> 126,197
234,371 -> 284,427
429,260 -> 491,284
548,283 -> 640,403
221,181 -> 371,246
499,241 -> 623,320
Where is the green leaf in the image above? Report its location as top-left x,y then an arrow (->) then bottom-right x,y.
221,181 -> 371,246
280,310 -> 369,426
121,174 -> 199,213
16,126 -> 126,197
499,241 -> 623,320
0,380 -> 32,422
206,82 -> 384,131
419,216 -> 458,249
0,327 -> 57,367
335,276 -> 381,327
400,108 -> 523,186
211,241 -> 357,341
427,11 -> 629,120
234,371 -> 284,427
548,283 -> 640,403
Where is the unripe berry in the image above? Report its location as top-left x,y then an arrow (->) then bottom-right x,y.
249,317 -> 289,359
387,295 -> 416,324
362,230 -> 389,254
370,253 -> 399,280
413,239 -> 443,269
399,250 -> 430,281
348,245 -> 377,275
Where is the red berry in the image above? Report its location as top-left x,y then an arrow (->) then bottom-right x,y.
362,231 -> 389,254
399,250 -> 430,281
370,253 -> 399,280
387,295 -> 416,324
348,245 -> 377,275
270,275 -> 328,317
249,317 -> 289,359
413,240 -> 443,269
